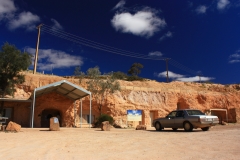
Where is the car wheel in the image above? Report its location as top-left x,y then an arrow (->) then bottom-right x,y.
172,128 -> 178,131
183,122 -> 193,132
155,122 -> 162,131
201,127 -> 210,131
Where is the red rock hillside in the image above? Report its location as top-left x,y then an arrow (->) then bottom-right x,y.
10,72 -> 240,127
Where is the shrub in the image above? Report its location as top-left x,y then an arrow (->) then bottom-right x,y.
94,114 -> 114,127
112,71 -> 127,80
126,75 -> 144,81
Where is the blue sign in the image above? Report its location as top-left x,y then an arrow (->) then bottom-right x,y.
127,110 -> 142,121
127,110 -> 142,115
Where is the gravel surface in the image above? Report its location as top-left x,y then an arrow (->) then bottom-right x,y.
1,124 -> 240,160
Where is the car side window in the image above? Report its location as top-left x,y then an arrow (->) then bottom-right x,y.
176,111 -> 184,117
168,111 -> 177,118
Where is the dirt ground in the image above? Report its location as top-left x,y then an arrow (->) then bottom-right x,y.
0,124 -> 240,160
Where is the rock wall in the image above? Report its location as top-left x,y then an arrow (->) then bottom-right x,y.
5,72 -> 240,127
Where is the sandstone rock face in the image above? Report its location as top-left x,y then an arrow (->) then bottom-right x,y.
4,72 -> 240,128
49,117 -> 60,131
6,121 -> 21,132
101,121 -> 110,131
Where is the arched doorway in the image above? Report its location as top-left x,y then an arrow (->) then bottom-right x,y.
177,101 -> 189,110
41,109 -> 61,127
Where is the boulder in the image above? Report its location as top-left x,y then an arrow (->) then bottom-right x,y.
49,117 -> 60,131
6,121 -> 21,132
136,125 -> 147,130
101,121 -> 111,131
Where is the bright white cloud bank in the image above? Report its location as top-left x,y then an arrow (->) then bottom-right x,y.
229,50 -> 240,63
26,47 -> 83,71
111,8 -> 166,38
217,0 -> 230,10
156,71 -> 214,82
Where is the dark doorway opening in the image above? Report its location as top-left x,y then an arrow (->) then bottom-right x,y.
41,109 -> 61,127
177,101 -> 189,110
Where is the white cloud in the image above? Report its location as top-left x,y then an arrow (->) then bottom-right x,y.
0,0 -> 16,20
157,71 -> 185,79
176,76 -> 214,82
229,60 -> 240,63
0,0 -> 40,31
159,31 -> 173,41
111,8 -> 166,38
51,18 -> 63,30
8,11 -> 40,31
229,50 -> 240,63
196,5 -> 207,14
26,47 -> 83,71
230,53 -> 240,58
156,71 -> 214,82
217,0 -> 230,10
148,51 -> 163,57
112,0 -> 126,10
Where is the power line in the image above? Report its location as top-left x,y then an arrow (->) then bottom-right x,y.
41,28 -> 169,60
169,59 -> 198,75
42,25 -> 168,60
40,24 -> 200,77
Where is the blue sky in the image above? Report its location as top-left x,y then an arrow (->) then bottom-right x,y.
0,0 -> 240,84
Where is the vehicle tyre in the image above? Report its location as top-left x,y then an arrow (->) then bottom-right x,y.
155,122 -> 162,131
172,128 -> 178,131
183,122 -> 193,132
201,127 -> 210,131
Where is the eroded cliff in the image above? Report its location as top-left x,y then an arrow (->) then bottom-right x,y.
11,73 -> 240,127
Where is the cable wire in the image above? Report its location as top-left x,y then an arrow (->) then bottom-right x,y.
41,27 -> 168,60
42,25 -> 163,59
40,24 -> 200,75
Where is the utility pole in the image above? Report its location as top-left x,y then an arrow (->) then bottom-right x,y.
165,58 -> 170,83
33,24 -> 43,74
198,74 -> 202,83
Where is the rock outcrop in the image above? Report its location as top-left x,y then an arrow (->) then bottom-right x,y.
6,72 -> 240,127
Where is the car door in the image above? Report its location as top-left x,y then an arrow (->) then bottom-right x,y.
160,111 -> 177,128
174,111 -> 185,128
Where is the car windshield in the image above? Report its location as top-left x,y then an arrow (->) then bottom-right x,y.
186,110 -> 205,115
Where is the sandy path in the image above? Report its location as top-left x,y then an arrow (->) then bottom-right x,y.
1,124 -> 240,160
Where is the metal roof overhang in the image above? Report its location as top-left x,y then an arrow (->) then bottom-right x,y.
30,80 -> 92,128
31,80 -> 91,100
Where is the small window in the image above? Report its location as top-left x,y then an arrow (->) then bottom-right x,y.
168,111 -> 177,117
186,110 -> 204,115
176,111 -> 184,117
